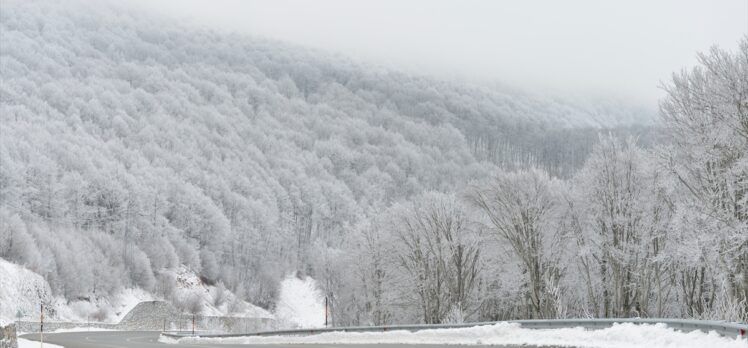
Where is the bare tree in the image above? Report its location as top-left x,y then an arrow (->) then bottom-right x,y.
186,294 -> 203,316
174,293 -> 204,317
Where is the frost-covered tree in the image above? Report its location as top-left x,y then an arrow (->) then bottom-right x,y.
569,136 -> 673,318
345,218 -> 394,326
390,193 -> 482,324
468,169 -> 566,319
660,38 -> 748,321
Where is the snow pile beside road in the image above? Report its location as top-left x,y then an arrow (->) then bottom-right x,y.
17,338 -> 64,348
178,322 -> 747,348
49,327 -> 115,333
274,275 -> 325,329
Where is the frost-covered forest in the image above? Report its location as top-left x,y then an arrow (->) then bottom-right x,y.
0,0 -> 745,325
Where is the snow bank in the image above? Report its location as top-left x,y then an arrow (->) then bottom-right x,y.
275,275 -> 325,328
49,327 -> 116,333
179,322 -> 747,348
158,334 -> 180,344
17,338 -> 64,348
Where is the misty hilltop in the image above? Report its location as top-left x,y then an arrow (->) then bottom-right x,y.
0,0 -> 656,316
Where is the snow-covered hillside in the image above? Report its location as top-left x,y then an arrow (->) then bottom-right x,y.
168,266 -> 273,318
0,258 -> 52,323
8,0 -> 744,327
275,275 -> 325,328
0,258 -> 270,324
53,288 -> 153,324
0,257 -> 153,323
0,0 -> 656,320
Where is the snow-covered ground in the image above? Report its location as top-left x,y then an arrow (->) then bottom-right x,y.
175,322 -> 747,348
46,327 -> 115,333
17,338 -> 64,348
274,275 -> 325,329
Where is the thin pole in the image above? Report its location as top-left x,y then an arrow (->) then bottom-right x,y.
40,303 -> 44,348
324,296 -> 328,328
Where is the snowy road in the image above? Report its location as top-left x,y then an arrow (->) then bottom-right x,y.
20,331 -> 559,348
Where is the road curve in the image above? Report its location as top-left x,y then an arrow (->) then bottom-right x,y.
21,331 -> 553,348
21,331 -> 262,348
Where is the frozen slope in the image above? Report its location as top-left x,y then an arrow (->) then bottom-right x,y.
0,258 -> 53,323
0,259 -> 270,326
0,258 -> 150,324
169,266 -> 273,319
275,275 -> 325,328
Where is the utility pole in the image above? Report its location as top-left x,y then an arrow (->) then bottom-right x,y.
192,314 -> 195,336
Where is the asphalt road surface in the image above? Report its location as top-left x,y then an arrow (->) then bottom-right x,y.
22,331 -> 264,348
21,331 -> 562,348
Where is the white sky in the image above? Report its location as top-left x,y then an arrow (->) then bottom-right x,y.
128,0 -> 747,105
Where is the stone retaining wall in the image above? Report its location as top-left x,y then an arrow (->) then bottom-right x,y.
118,301 -> 182,331
0,324 -> 17,348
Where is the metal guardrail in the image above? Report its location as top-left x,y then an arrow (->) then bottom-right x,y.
161,318 -> 748,340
